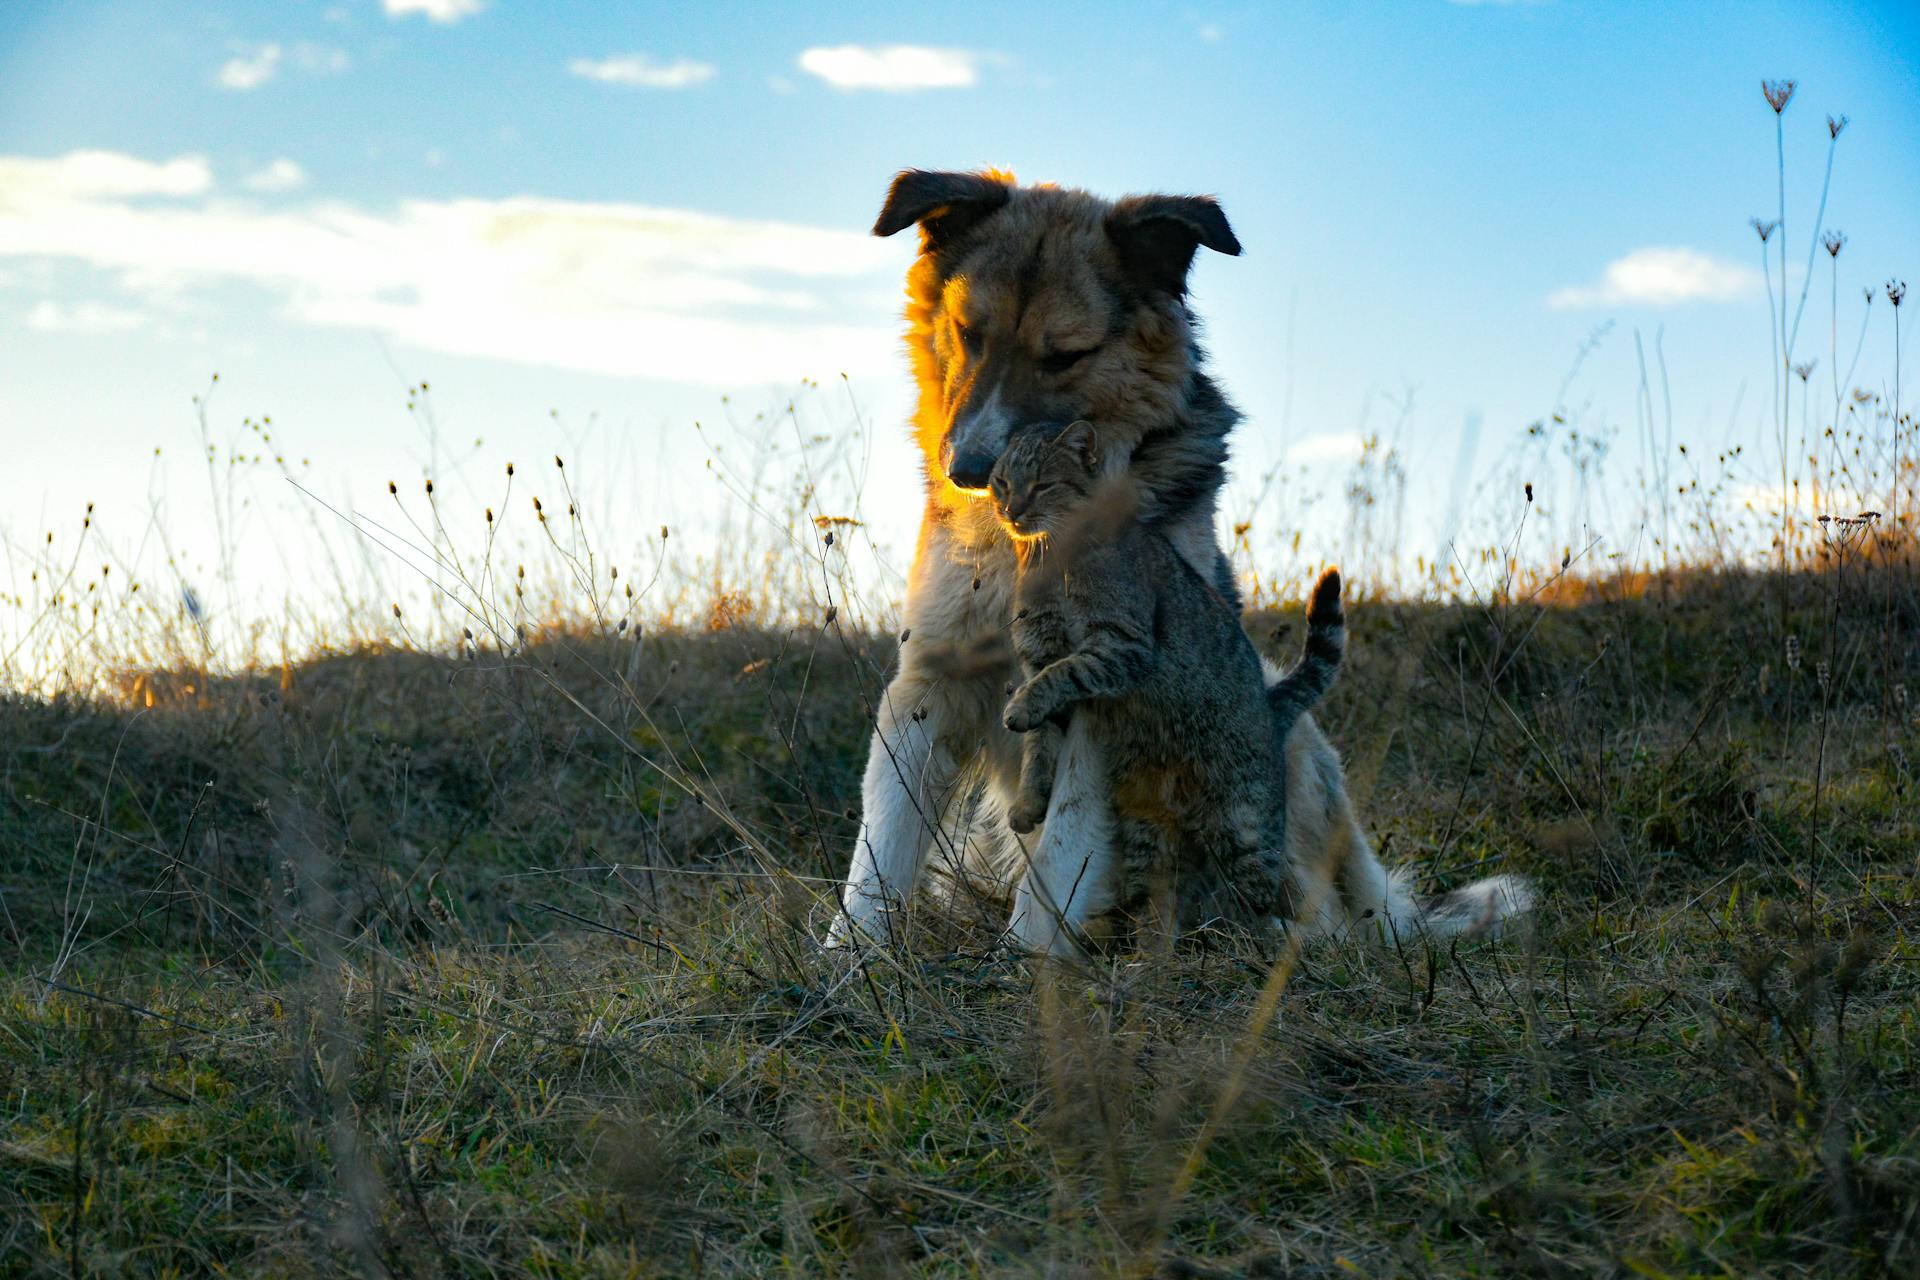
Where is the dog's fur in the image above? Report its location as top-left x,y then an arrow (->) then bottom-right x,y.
828,169 -> 1531,955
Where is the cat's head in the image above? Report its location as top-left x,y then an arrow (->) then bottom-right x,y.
987,419 -> 1101,540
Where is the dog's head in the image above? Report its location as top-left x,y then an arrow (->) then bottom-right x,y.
873,169 -> 1240,494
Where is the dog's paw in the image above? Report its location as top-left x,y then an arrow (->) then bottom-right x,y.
821,895 -> 894,952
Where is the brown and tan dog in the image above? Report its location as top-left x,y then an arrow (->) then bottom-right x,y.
828,169 -> 1530,954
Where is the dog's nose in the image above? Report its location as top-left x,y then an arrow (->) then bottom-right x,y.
946,449 -> 996,490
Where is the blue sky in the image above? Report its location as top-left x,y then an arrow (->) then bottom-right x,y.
2,0 -> 1917,646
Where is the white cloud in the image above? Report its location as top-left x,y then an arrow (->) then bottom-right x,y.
1548,247 -> 1760,310
384,0 -> 485,22
567,54 -> 717,89
0,151 -> 211,199
26,300 -> 146,334
1287,432 -> 1368,466
243,158 -> 308,193
218,43 -> 282,91
0,149 -> 903,387
797,44 -> 986,92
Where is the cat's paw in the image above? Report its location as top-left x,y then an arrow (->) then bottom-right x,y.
1003,690 -> 1046,734
1007,793 -> 1048,834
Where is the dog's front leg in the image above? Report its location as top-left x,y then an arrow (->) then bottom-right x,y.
827,674 -> 975,947
1008,714 -> 1116,957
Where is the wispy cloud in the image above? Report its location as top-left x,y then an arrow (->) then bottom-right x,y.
1548,247 -> 1760,309
215,42 -> 346,91
797,44 -> 987,92
1732,479 -> 1882,524
292,43 -> 351,75
243,158 -> 308,193
567,54 -> 716,89
26,300 -> 146,334
1287,432 -> 1367,465
0,149 -> 901,386
383,0 -> 484,21
217,43 -> 282,91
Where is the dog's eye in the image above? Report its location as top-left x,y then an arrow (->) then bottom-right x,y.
1039,346 -> 1096,374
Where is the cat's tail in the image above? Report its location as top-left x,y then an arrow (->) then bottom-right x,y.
1266,568 -> 1344,731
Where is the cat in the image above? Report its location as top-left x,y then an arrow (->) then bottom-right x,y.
989,419 -> 1344,938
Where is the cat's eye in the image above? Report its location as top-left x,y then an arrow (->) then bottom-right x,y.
1039,345 -> 1096,374
954,320 -> 984,352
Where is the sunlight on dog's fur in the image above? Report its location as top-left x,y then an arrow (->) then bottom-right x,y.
828,168 -> 1532,956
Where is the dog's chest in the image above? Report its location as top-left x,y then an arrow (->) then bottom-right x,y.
910,526 -> 1018,639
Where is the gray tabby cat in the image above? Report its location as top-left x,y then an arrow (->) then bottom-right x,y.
989,420 -> 1346,938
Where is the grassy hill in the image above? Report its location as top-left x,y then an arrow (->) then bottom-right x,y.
2,562 -> 1916,1277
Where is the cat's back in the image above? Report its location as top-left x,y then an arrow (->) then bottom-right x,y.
1099,518 -> 1285,929
1050,514 -> 1265,772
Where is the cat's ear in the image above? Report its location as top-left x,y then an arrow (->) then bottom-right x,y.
1059,420 -> 1099,471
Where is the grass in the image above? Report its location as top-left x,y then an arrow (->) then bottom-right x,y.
4,73 -> 1917,1279
3,556 -> 1916,1278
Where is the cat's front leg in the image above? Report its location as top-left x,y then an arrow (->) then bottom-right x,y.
1003,632 -> 1155,733
1007,721 -> 1060,834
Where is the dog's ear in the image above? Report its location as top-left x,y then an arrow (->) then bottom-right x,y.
1059,419 -> 1099,471
1106,194 -> 1241,296
873,169 -> 1012,253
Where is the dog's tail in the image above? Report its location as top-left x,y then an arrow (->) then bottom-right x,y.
1373,867 -> 1536,941
1262,611 -> 1535,944
1266,568 -> 1344,732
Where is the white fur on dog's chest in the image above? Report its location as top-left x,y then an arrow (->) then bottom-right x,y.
910,519 -> 1018,640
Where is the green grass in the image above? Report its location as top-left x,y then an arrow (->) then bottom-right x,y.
3,564 -> 1917,1277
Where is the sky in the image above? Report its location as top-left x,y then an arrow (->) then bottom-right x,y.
2,0 -> 1917,658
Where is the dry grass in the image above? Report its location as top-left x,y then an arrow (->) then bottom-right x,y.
2,553 -> 1916,1277
3,76 -> 1917,1278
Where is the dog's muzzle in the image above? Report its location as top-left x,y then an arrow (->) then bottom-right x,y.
943,386 -> 1019,492
945,447 -> 997,491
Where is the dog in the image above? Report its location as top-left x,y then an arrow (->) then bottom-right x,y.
827,169 -> 1531,955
